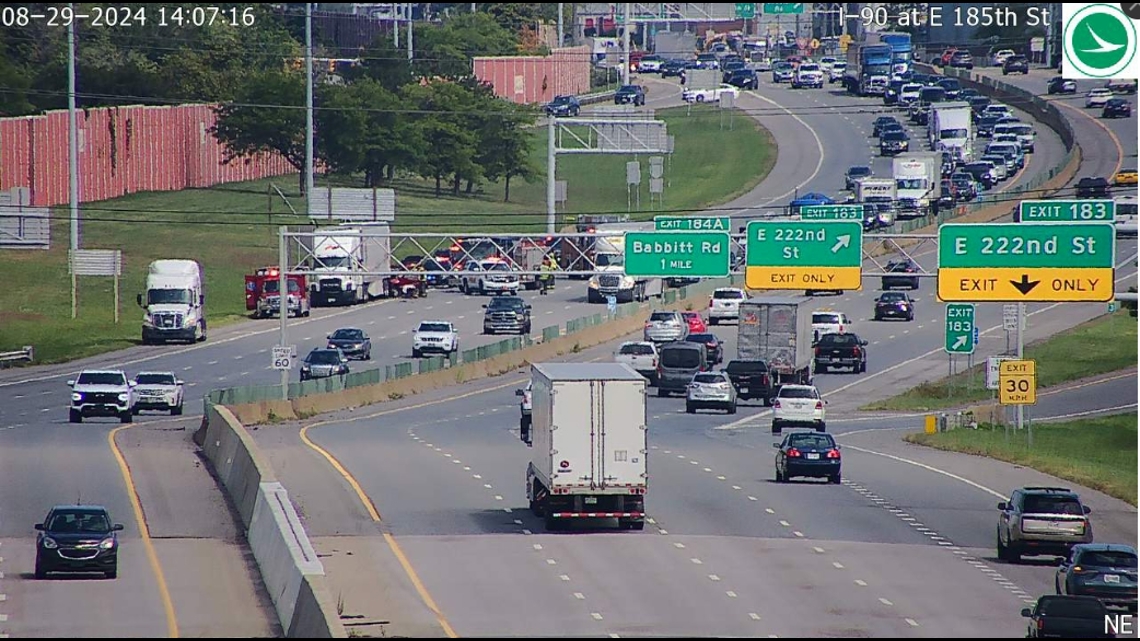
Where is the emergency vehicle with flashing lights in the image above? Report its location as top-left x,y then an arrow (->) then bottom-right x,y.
245,266 -> 310,319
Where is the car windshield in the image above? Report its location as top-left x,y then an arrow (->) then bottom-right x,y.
882,131 -> 907,141
693,373 -> 725,384
1023,496 -> 1084,515
308,351 -> 341,365
848,167 -> 871,177
820,333 -> 860,345
619,343 -> 655,356
779,387 -> 818,399
48,510 -> 112,534
787,434 -> 835,449
1039,597 -> 1105,618
726,360 -> 767,373
713,289 -> 744,299
482,262 -> 510,272
650,312 -> 677,323
418,323 -> 452,333
799,64 -> 820,72
135,373 -> 176,385
147,289 -> 191,305
687,333 -> 716,343
774,62 -> 792,70
488,298 -> 524,310
618,85 -> 639,93
1080,551 -> 1138,568
263,280 -> 300,294
331,329 -> 363,340
879,292 -> 907,303
551,96 -> 572,105
660,348 -> 701,369
813,313 -> 841,324
77,372 -> 126,386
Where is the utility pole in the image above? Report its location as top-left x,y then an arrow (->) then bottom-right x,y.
622,2 -> 632,86
394,5 -> 400,47
68,3 -> 80,319
1016,302 -> 1025,434
557,2 -> 564,48
546,117 -> 557,235
285,2 -> 315,399
407,3 -> 414,61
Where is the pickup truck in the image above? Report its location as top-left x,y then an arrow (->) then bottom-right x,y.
724,359 -> 773,405
1022,595 -> 1114,638
614,341 -> 659,383
813,333 -> 868,374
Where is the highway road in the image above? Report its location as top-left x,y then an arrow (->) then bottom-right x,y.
0,61 -> 1127,637
244,74 -> 1134,637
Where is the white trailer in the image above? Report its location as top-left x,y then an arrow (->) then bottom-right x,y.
308,223 -> 392,306
523,362 -> 648,531
854,177 -> 897,226
586,222 -> 665,304
929,102 -> 972,161
892,152 -> 941,219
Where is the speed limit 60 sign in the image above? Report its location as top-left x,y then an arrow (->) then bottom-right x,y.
272,347 -> 293,370
998,359 -> 1036,405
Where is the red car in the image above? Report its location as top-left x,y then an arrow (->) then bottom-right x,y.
682,311 -> 707,334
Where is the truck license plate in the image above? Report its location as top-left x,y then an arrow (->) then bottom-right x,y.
584,497 -> 597,505
327,296 -> 337,303
1105,574 -> 1120,583
806,453 -> 820,460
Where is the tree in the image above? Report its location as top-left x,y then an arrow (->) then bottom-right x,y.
354,36 -> 414,92
413,13 -> 518,80
469,85 -> 536,201
317,79 -> 422,185
211,70 -> 308,192
402,82 -> 480,196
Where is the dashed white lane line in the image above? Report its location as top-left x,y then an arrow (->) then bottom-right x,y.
472,474 -> 481,479
546,559 -> 557,565
855,580 -> 868,587
832,562 -> 845,569
559,574 -> 570,581
748,496 -> 759,502
726,591 -> 738,598
483,484 -> 493,489
702,467 -> 712,472
233,355 -> 244,360
793,531 -> 804,538
590,613 -> 604,621
708,574 -> 721,582
749,613 -> 762,621
181,366 -> 192,371
690,558 -> 703,565
674,542 -> 686,549
905,618 -> 919,627
732,485 -> 742,490
879,598 -> 894,606
207,360 -> 218,365
778,520 -> 791,527
574,592 -> 586,600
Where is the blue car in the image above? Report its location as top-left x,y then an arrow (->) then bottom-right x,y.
1056,543 -> 1138,611
774,431 -> 842,484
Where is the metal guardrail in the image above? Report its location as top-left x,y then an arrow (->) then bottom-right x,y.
0,345 -> 33,365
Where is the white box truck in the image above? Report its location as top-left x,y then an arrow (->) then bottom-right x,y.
522,362 -> 648,531
137,259 -> 206,344
854,177 -> 897,227
586,222 -> 664,304
736,297 -> 814,391
929,102 -> 972,161
892,152 -> 941,219
308,223 -> 393,306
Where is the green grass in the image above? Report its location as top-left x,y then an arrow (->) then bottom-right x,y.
863,312 -> 1139,412
905,414 -> 1137,505
0,105 -> 775,364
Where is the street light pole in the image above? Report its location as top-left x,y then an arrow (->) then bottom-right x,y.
68,4 -> 80,319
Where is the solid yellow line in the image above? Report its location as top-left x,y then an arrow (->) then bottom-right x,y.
1049,97 -> 1126,176
381,532 -> 460,639
298,424 -> 382,522
108,425 -> 180,638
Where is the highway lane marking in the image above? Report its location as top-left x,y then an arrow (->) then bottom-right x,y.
738,89 -> 826,209
708,574 -> 721,582
1045,93 -> 1126,176
560,575 -> 570,581
905,618 -> 919,627
726,591 -> 738,598
1034,403 -> 1138,422
573,592 -> 585,600
879,598 -> 893,606
108,424 -> 180,638
778,520 -> 790,527
749,613 -> 762,621
855,580 -> 867,586
590,613 -> 604,621
832,562 -> 845,569
690,558 -> 703,564
813,547 -> 825,554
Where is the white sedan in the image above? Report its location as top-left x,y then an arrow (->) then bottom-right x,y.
1086,88 -> 1114,108
682,84 -> 740,103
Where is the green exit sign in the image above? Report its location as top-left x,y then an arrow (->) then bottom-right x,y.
800,204 -> 864,221
654,216 -> 732,232
624,232 -> 730,278
763,3 -> 804,14
735,3 -> 756,19
944,303 -> 976,354
1018,199 -> 1115,223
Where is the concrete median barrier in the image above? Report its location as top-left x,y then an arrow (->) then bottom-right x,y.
194,406 -> 347,637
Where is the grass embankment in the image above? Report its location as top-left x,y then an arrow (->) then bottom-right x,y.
905,414 -> 1138,506
0,105 -> 775,364
863,312 -> 1138,412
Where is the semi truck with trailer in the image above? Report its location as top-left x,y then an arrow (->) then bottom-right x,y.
892,152 -> 941,219
306,223 -> 393,306
586,222 -> 665,304
736,297 -> 815,394
137,259 -> 207,344
845,41 -> 893,96
929,102 -> 973,161
521,362 -> 648,532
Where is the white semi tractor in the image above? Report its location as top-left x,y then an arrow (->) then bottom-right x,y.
929,102 -> 972,161
308,223 -> 393,306
137,259 -> 207,344
892,152 -> 941,219
522,362 -> 649,531
586,222 -> 665,304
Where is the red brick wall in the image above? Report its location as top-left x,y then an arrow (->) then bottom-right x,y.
472,46 -> 592,105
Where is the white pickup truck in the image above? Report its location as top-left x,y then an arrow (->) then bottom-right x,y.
614,341 -> 659,383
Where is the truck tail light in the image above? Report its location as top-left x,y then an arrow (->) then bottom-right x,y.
787,448 -> 801,458
761,374 -> 770,387
826,449 -> 841,459
709,298 -> 714,308
814,347 -> 821,356
815,401 -> 824,410
773,400 -> 781,409
852,347 -> 861,358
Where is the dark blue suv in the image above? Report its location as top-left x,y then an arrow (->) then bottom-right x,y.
35,505 -> 124,579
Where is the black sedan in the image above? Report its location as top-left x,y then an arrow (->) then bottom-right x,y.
872,116 -> 899,137
880,130 -> 909,156
725,68 -> 758,89
1103,98 -> 1132,119
614,84 -> 646,106
36,505 -> 124,579
326,328 -> 372,360
544,95 -> 581,117
774,431 -> 842,484
874,291 -> 916,321
1056,543 -> 1138,610
685,332 -> 724,364
661,59 -> 687,78
1048,76 -> 1077,94
881,259 -> 921,290
1002,55 -> 1029,75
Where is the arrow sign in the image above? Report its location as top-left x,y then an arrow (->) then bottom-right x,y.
1010,274 -> 1041,295
952,335 -> 968,350
944,303 -> 976,355
831,235 -> 851,254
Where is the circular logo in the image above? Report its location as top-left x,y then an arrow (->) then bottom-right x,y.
560,460 -> 570,469
1064,4 -> 1138,78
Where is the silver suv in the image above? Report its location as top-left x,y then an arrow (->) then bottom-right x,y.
69,370 -> 134,423
998,487 -> 1094,562
643,311 -> 689,343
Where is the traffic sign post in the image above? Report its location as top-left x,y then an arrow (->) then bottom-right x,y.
272,346 -> 293,371
745,221 -> 863,290
937,223 -> 1116,302
1018,199 -> 1115,223
998,359 -> 1036,405
654,216 -> 731,231
944,303 -> 975,354
800,204 -> 864,221
1002,304 -> 1019,331
763,3 -> 804,14
735,3 -> 756,19
624,231 -> 731,278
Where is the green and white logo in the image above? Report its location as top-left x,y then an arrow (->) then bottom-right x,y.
1064,4 -> 1137,78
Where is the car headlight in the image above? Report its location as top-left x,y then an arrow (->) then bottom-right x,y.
118,393 -> 129,402
72,393 -> 83,402
42,536 -> 58,549
301,365 -> 311,371
100,537 -> 116,550
620,276 -> 635,288
588,278 -> 600,289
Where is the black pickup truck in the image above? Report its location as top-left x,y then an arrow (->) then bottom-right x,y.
813,333 -> 868,374
724,360 -> 773,405
1022,595 -> 1114,638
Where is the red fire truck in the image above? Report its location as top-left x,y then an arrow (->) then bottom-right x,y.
244,267 -> 311,318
